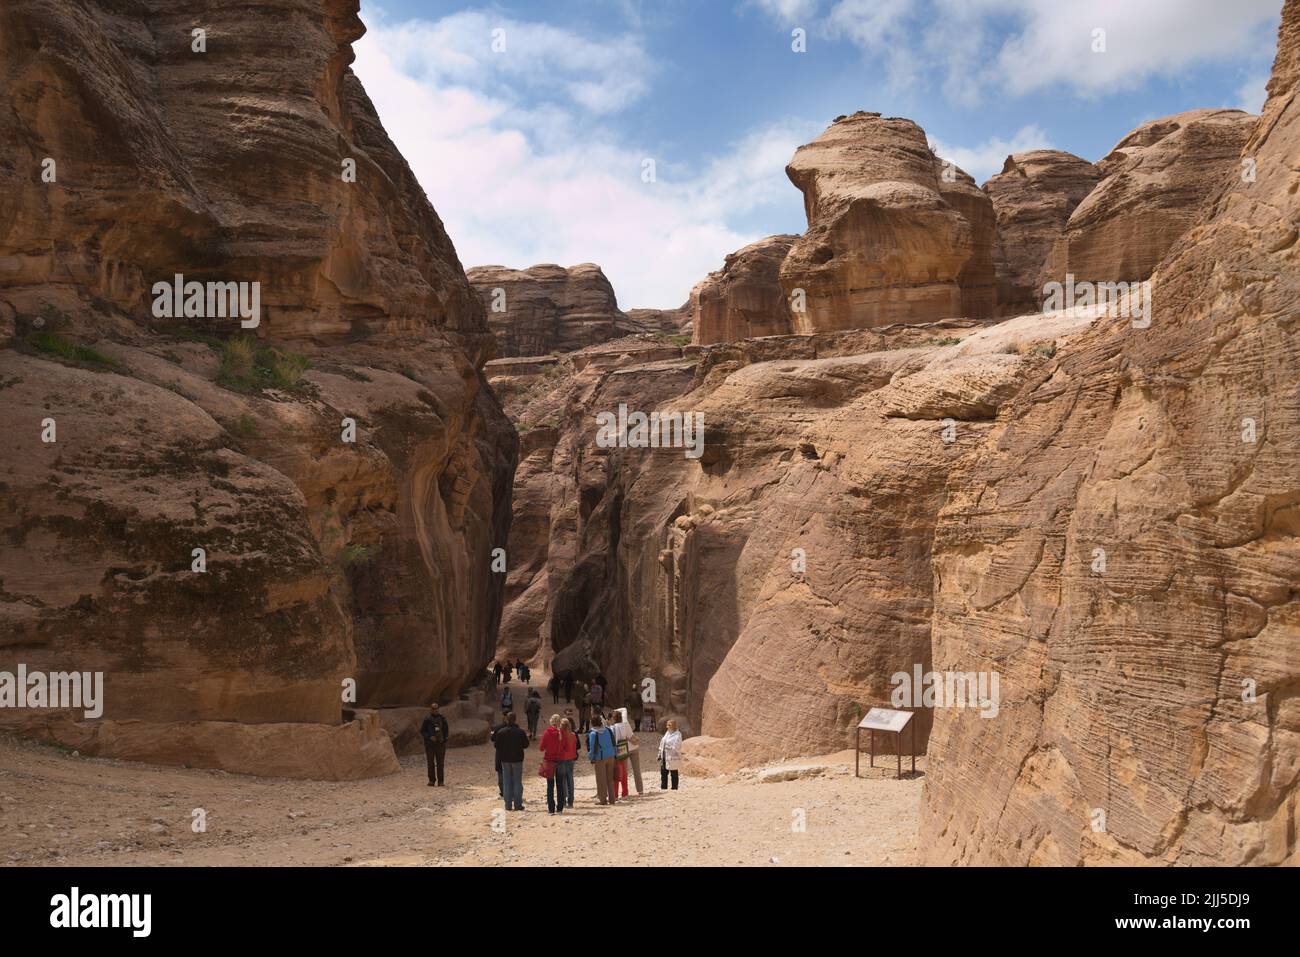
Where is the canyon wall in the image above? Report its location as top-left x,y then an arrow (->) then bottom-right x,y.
0,0 -> 515,777
920,3 -> 1300,865
984,150 -> 1102,317
1047,108 -> 1256,285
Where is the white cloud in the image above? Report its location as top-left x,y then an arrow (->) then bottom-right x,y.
1236,72 -> 1271,113
375,10 -> 656,114
823,0 -> 1281,102
928,124 -> 1054,184
994,0 -> 1281,98
750,0 -> 821,22
353,10 -> 816,308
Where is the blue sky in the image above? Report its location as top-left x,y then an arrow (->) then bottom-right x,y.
354,0 -> 1282,307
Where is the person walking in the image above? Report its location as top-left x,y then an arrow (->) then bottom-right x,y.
586,714 -> 619,805
517,659 -> 530,685
548,674 -> 561,705
588,679 -> 604,713
562,671 -> 574,703
525,689 -> 542,739
539,714 -> 568,814
492,662 -> 502,686
574,681 -> 589,733
612,706 -> 643,796
558,716 -> 577,809
500,683 -> 514,719
658,719 -> 682,790
419,703 -> 450,786
494,712 -> 530,811
489,717 -> 508,797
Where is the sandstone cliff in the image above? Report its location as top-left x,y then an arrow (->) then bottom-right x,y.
920,4 -> 1299,865
984,150 -> 1102,317
690,235 -> 797,345
0,0 -> 515,778
1046,108 -> 1256,284
468,262 -> 678,357
780,112 -> 996,334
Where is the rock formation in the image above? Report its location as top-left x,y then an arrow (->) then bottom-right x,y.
920,4 -> 1299,865
1046,108 -> 1256,284
468,262 -> 668,357
0,0 -> 514,778
690,235 -> 797,344
779,112 -> 996,334
983,151 -> 1102,316
627,303 -> 692,339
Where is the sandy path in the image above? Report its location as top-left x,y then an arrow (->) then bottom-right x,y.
0,727 -> 921,867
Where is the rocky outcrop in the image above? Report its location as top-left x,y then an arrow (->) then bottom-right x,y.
984,151 -> 1102,316
521,312 -> 1093,768
1046,108 -> 1256,284
779,112 -> 996,334
627,304 -> 691,339
0,0 -> 515,778
468,263 -> 655,357
920,4 -> 1300,865
690,235 -> 797,344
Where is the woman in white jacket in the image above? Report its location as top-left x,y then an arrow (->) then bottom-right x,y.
658,719 -> 682,790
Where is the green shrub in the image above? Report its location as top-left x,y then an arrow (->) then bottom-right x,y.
25,330 -> 121,371
216,337 -> 311,394
227,413 -> 259,439
343,543 -> 375,565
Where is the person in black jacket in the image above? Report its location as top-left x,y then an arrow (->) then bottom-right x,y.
490,719 -> 507,797
524,689 -> 542,739
562,671 -> 574,703
493,712 -> 531,811
419,703 -> 450,786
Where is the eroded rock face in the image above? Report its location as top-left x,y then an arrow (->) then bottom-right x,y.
0,0 -> 515,778
485,336 -> 695,666
528,313 -> 1095,768
468,263 -> 655,357
690,235 -> 797,344
627,304 -> 691,339
1047,108 -> 1256,284
984,151 -> 1102,317
920,4 -> 1300,865
780,112 -> 996,334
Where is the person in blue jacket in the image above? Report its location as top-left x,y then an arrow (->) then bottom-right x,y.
587,713 -> 619,805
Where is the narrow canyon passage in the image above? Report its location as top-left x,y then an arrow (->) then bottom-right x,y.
0,729 -> 921,867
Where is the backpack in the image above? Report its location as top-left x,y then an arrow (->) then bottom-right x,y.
501,691 -> 513,709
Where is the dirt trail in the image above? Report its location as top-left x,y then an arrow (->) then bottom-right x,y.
0,729 -> 921,866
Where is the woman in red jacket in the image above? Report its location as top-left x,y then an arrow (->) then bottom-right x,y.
558,716 -> 578,810
539,714 -> 569,814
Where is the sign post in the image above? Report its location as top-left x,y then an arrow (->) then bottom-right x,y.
855,707 -> 915,780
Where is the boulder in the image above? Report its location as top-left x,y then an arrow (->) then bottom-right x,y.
780,111 -> 996,333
